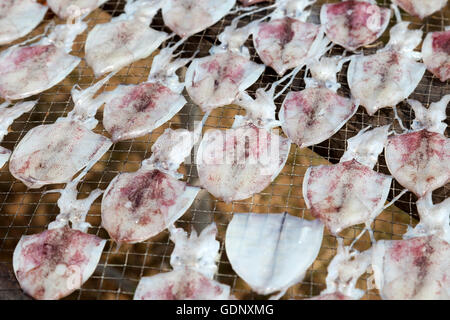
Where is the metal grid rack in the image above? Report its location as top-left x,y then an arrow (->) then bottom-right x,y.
0,0 -> 449,300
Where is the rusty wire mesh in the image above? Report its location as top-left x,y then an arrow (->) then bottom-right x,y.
0,0 -> 449,300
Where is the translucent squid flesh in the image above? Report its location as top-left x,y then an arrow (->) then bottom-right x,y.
102,40 -> 192,142
197,82 -> 291,202
9,75 -> 113,189
311,240 -> 371,300
253,0 -> 330,75
384,96 -> 450,198
47,0 -> 108,19
134,223 -> 231,300
185,52 -> 264,113
422,29 -> 450,82
0,19 -> 87,100
320,0 -> 391,51
280,57 -> 357,148
347,18 -> 425,115
0,0 -> 48,46
161,0 -> 236,38
392,0 -> 448,20
371,235 -> 450,299
225,212 -> 324,296
85,0 -> 168,77
404,193 -> 450,244
13,180 -> 105,300
101,128 -> 201,244
0,101 -> 36,168
303,126 -> 392,234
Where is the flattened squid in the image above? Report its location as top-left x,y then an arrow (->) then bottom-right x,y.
422,28 -> 450,82
0,0 -> 48,46
196,74 -> 293,202
185,9 -> 266,113
13,178 -> 106,300
101,127 -> 201,244
225,212 -> 324,297
279,56 -> 358,148
384,95 -> 450,198
9,75 -> 113,189
320,0 -> 391,51
134,223 -> 231,300
371,235 -> 450,299
0,101 -> 37,168
85,0 -> 168,77
392,0 -> 448,20
0,18 -> 87,100
303,125 -> 392,235
101,39 -> 193,142
161,0 -> 236,38
47,0 -> 108,19
347,9 -> 426,115
252,0 -> 330,75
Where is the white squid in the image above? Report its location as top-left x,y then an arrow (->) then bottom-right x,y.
101,39 -> 194,142
196,72 -> 294,202
252,0 -> 331,75
9,74 -> 114,189
85,0 -> 169,77
101,127 -> 201,244
347,7 -> 426,115
384,95 -> 450,198
185,8 -> 267,113
225,212 -> 324,298
320,0 -> 391,51
161,0 -> 237,38
134,223 -> 231,299
303,125 -> 392,235
279,56 -> 358,148
13,177 -> 106,300
0,0 -> 48,46
422,28 -> 450,82
0,18 -> 87,100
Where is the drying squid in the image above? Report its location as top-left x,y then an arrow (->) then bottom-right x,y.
161,0 -> 236,38
0,18 -> 87,100
134,223 -> 231,300
404,193 -> 450,244
102,39 -> 193,142
101,127 -> 201,244
384,95 -> 450,198
85,0 -> 168,77
47,0 -> 108,19
13,178 -> 106,300
422,28 -> 450,82
0,101 -> 37,169
0,0 -> 48,46
225,212 -> 324,297
309,240 -> 371,300
185,9 -> 266,113
347,8 -> 426,115
371,235 -> 450,299
252,0 -> 331,75
320,0 -> 391,51
303,125 -> 392,235
392,0 -> 448,20
196,73 -> 293,202
279,56 -> 358,148
9,75 -> 113,189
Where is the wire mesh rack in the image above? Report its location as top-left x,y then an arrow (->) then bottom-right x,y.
0,0 -> 449,300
